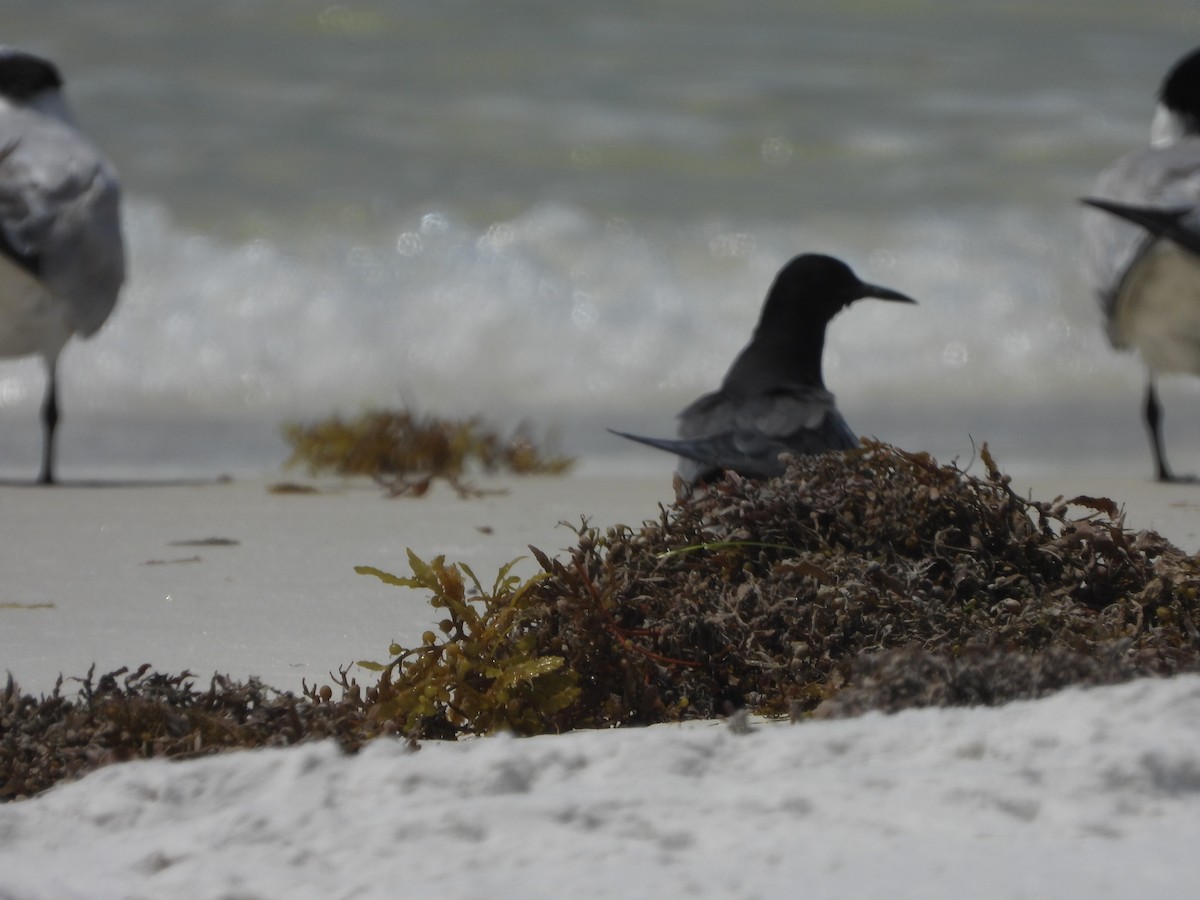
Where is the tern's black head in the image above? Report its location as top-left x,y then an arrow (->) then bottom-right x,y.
757,253 -> 915,333
1160,46 -> 1200,132
0,47 -> 63,104
725,253 -> 914,391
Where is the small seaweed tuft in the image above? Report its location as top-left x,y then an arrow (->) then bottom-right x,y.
351,551 -> 580,737
282,407 -> 573,497
0,666 -> 384,801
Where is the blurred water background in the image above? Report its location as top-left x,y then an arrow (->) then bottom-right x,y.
5,0 -> 1200,479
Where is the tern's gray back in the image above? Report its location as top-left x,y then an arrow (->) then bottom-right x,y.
0,103 -> 124,340
674,382 -> 858,482
1083,137 -> 1200,323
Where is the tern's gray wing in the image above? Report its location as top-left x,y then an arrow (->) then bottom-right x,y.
0,105 -> 124,337
678,383 -> 856,447
607,428 -> 790,481
619,382 -> 858,483
1084,199 -> 1200,257
1082,137 -> 1200,323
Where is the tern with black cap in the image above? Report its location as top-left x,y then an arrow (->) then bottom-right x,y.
0,47 -> 124,484
1082,46 -> 1200,482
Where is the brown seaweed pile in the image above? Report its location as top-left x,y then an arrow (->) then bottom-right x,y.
351,441 -> 1200,735
520,448 -> 1200,729
6,441 -> 1200,801
282,407 -> 574,496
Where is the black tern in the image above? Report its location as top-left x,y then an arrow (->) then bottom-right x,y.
0,47 -> 124,484
610,253 -> 915,487
1081,46 -> 1200,482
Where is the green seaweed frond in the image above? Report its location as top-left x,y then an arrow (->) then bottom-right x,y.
352,551 -> 580,737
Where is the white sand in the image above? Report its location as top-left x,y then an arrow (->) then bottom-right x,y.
2,468 -> 1200,898
0,473 -> 678,697
2,468 -> 1197,697
2,676 -> 1199,900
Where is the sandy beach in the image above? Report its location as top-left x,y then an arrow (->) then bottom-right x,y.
1,471 -> 678,697
3,465 -> 1199,698
4,463 -> 1200,899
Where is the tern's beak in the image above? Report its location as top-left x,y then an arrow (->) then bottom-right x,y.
860,281 -> 917,304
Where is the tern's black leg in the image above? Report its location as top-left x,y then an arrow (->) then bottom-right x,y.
38,361 -> 58,485
1145,379 -> 1178,483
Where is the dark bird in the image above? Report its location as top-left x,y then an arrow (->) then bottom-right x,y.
610,253 -> 915,487
0,47 -> 124,484
1081,46 -> 1200,482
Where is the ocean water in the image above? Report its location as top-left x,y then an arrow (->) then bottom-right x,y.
5,1 -> 1200,479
